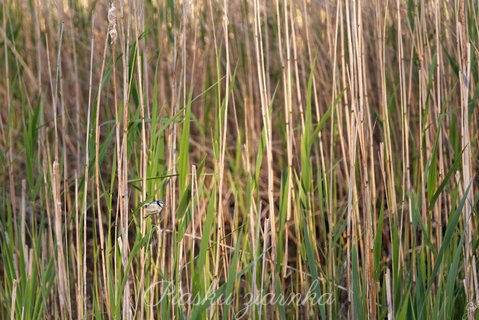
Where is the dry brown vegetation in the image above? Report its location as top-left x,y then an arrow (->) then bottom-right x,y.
1,0 -> 478,319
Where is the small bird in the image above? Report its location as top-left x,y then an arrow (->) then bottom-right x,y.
143,200 -> 165,216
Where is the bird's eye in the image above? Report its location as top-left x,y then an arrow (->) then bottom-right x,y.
157,200 -> 162,206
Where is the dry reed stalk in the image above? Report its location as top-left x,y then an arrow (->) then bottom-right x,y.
376,0 -> 397,236
53,161 -> 72,318
81,16 -> 95,318
338,0 -> 351,195
166,3 -> 178,315
64,2 -> 82,173
274,0 -> 293,293
120,5 -> 132,319
336,1 -> 352,316
21,180 -> 26,264
254,0 -> 276,276
46,18 -> 73,317
10,279 -> 17,319
74,173 -> 84,319
93,24 -> 111,318
3,0 -> 16,219
215,0 -> 231,285
434,0 -> 444,249
397,0 -> 411,282
290,3 -> 305,131
131,0 -> 148,317
325,3 -> 342,319
259,217 -> 270,320
111,12 -> 121,317
352,1 -> 376,316
203,0 -> 222,316
414,0 -> 428,235
33,0 -> 41,89
188,164 -> 197,316
458,2 -> 476,318
345,0 -> 362,317
386,268 -> 393,320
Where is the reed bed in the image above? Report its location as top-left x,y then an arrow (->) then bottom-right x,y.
1,0 -> 478,319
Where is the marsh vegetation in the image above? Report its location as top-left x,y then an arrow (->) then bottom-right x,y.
0,0 -> 478,319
